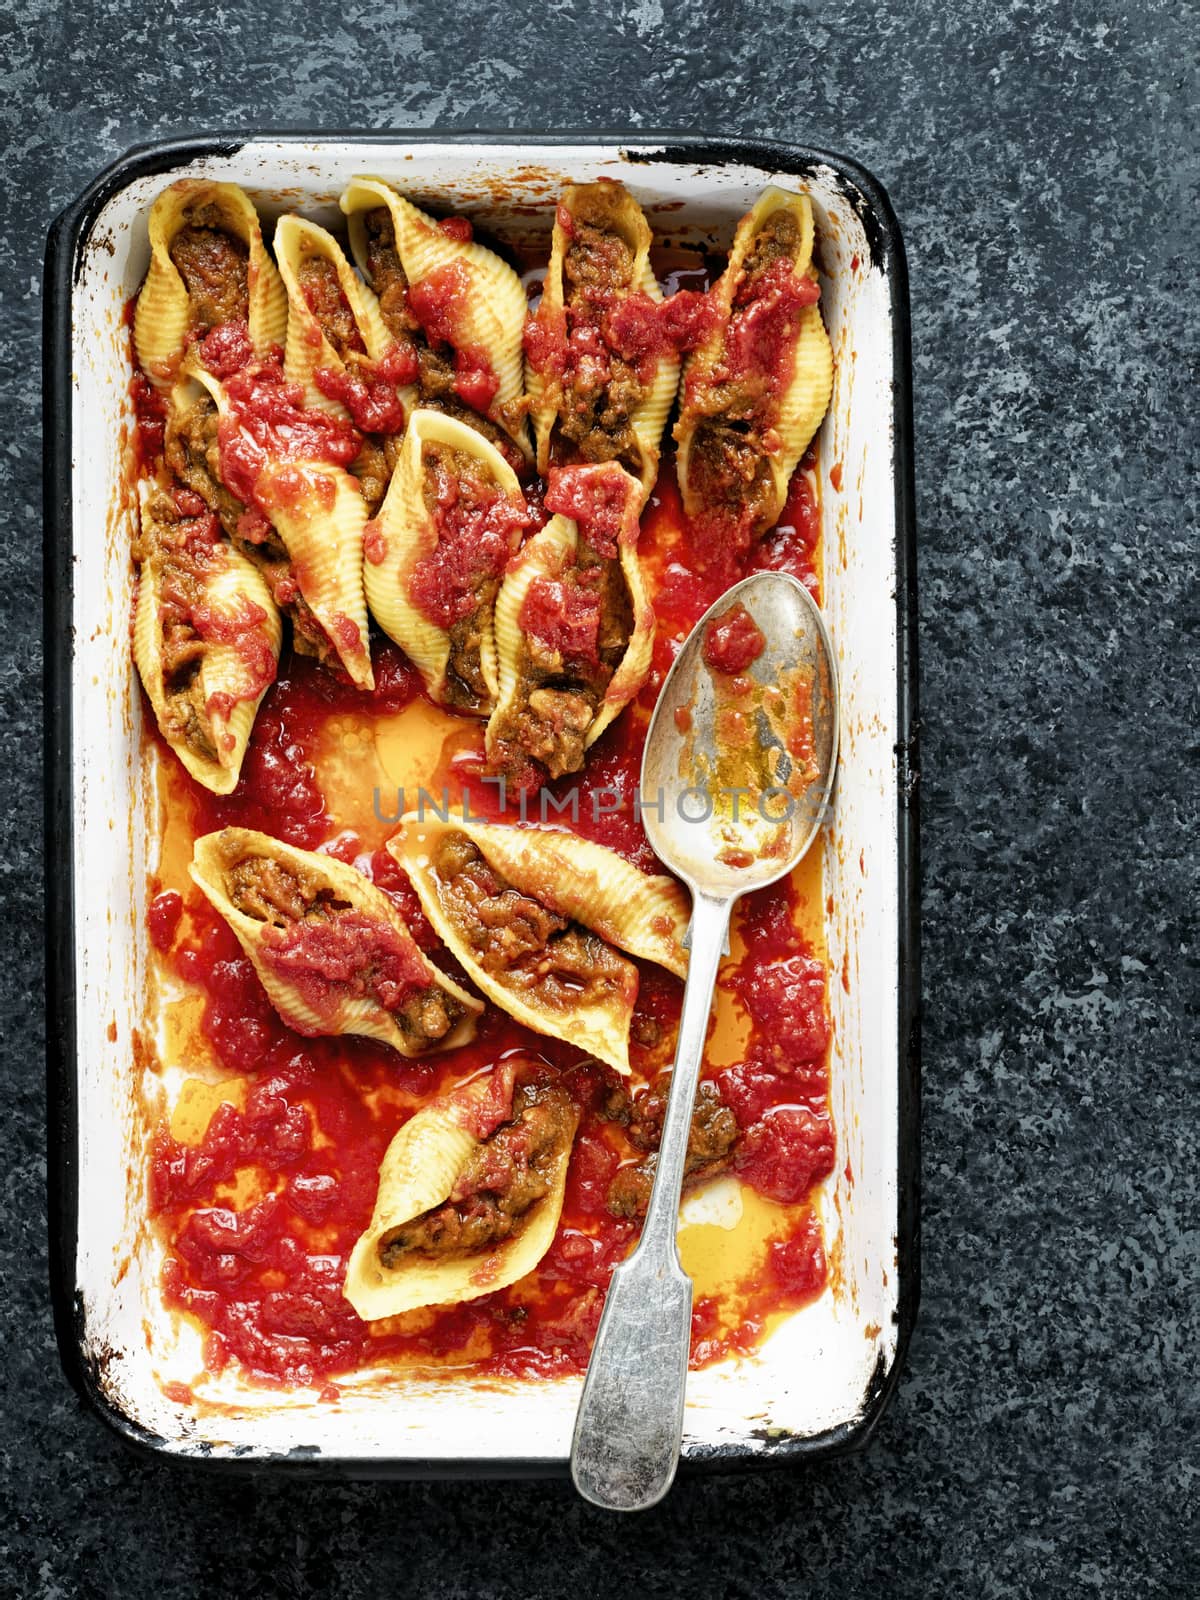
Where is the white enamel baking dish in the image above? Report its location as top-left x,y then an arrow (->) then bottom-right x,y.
43,134 -> 919,1478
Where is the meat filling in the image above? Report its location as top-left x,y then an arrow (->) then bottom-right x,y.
165,394 -> 245,538
227,853 -> 339,926
379,1081 -> 577,1263
351,432 -> 403,515
361,208 -> 419,346
492,545 -> 632,780
169,211 -> 250,332
556,197 -> 649,469
227,853 -> 464,1047
297,255 -> 365,360
687,420 -> 778,533
432,832 -> 635,1013
737,209 -> 802,298
606,1075 -> 739,1219
134,490 -> 227,762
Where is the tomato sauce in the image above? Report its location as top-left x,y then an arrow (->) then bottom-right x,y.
130,370 -> 166,470
703,602 -> 766,675
406,450 -> 530,629
406,262 -> 500,414
138,235 -> 834,1391
543,463 -> 634,560
603,288 -> 717,382
217,359 -> 360,514
196,319 -> 257,380
259,909 -> 436,1024
722,258 -> 820,399
520,572 -> 603,663
313,346 -> 419,434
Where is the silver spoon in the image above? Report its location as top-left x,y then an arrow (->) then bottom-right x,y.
570,570 -> 840,1511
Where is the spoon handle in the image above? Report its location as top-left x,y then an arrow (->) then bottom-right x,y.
570,889 -> 735,1511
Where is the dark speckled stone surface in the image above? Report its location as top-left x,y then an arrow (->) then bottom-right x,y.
3,1 -> 1196,1593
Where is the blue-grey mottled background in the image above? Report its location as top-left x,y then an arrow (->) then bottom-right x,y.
3,0 -> 1196,1594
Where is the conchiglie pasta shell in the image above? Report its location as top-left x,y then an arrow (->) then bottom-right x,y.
488,462 -> 654,763
676,186 -> 831,528
683,186 -> 816,387
344,1068 -> 576,1319
342,179 -> 529,455
530,183 -> 678,499
396,197 -> 528,419
182,365 -> 375,689
389,815 -> 689,1074
189,827 -> 481,1053
489,513 -> 575,739
673,408 -> 698,510
132,510 -> 281,796
528,234 -> 565,477
627,254 -> 681,501
180,362 -> 227,417
255,460 -> 375,689
673,429 -> 698,523
340,176 -> 409,284
589,526 -> 656,748
524,359 -> 548,459
743,186 -> 816,277
767,294 -> 833,504
417,815 -> 689,973
274,214 -> 397,418
362,408 -> 524,713
134,180 -> 286,387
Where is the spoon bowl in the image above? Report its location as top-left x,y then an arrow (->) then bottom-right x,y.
640,570 -> 839,895
571,571 -> 841,1512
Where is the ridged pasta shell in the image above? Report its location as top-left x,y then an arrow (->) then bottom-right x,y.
134,180 -> 287,388
772,300 -> 834,492
389,814 -> 689,1074
529,182 -> 679,501
341,177 -> 530,456
676,186 -> 832,532
490,512 -> 574,723
340,176 -> 408,287
524,360 -> 547,449
190,827 -> 481,1054
254,459 -> 375,690
487,462 -> 654,770
132,490 -> 281,795
362,408 -> 526,714
344,1063 -> 578,1319
182,364 -> 375,689
628,256 -> 682,500
274,214 -> 398,418
591,523 -> 654,748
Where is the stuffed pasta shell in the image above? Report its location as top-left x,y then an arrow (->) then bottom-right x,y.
675,187 -> 833,545
344,1059 -> 579,1319
273,213 -> 417,434
486,462 -> 653,781
525,181 -> 679,500
341,177 -> 531,461
362,409 -> 530,715
165,362 -> 375,688
389,815 -> 689,1075
190,827 -> 482,1054
134,180 -> 287,388
132,484 -> 281,794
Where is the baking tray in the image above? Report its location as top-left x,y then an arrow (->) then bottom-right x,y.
43,132 -> 919,1478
